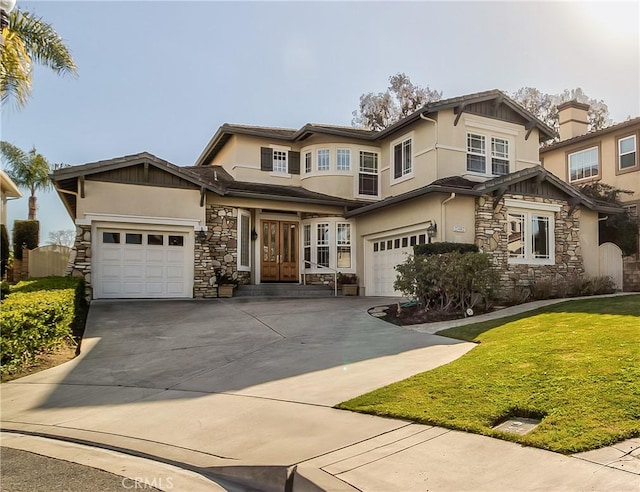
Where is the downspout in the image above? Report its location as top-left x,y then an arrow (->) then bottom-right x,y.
440,193 -> 456,242
420,113 -> 438,179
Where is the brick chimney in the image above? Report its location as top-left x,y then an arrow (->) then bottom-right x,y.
557,100 -> 590,141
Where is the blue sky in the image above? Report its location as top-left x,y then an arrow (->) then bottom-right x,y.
2,0 -> 639,244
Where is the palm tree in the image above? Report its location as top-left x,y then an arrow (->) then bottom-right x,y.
1,8 -> 77,107
0,141 -> 52,220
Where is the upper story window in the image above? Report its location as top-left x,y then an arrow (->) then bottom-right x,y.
491,137 -> 510,175
467,133 -> 486,173
273,150 -> 287,173
624,204 -> 638,218
393,138 -> 412,179
337,149 -> 350,171
359,151 -> 379,196
317,149 -> 330,171
467,133 -> 511,175
304,151 -> 312,173
260,147 -> 300,175
618,135 -> 637,170
568,146 -> 599,182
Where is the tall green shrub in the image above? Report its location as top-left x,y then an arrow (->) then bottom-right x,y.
1,224 -> 9,276
394,251 -> 498,313
12,220 -> 39,259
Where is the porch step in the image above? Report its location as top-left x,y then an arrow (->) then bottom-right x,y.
234,283 -> 336,298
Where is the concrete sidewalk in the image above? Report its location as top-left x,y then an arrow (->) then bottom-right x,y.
1,296 -> 638,491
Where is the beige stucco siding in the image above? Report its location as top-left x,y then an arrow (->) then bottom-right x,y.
542,128 -> 640,203
354,193 -> 476,288
77,181 -> 203,222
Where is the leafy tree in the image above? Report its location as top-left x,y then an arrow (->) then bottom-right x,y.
0,142 -> 54,220
578,182 -> 638,256
48,229 -> 75,248
352,73 -> 442,130
512,87 -> 611,141
1,8 -> 77,108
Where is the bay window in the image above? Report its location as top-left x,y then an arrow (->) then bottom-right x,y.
337,149 -> 350,171
337,223 -> 352,268
317,149 -> 330,171
317,223 -> 330,267
302,218 -> 355,272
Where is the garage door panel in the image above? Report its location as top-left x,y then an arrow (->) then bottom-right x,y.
146,250 -> 164,262
367,232 -> 419,296
96,228 -> 192,299
123,249 -> 144,262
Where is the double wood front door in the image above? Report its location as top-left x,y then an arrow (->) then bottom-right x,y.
260,220 -> 299,282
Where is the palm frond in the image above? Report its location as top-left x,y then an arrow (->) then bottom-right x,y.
0,28 -> 32,106
8,9 -> 77,77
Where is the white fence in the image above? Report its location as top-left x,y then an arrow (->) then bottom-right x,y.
598,242 -> 623,291
28,245 -> 72,278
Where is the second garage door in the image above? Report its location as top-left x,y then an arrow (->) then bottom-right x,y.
95,228 -> 192,299
367,231 -> 428,296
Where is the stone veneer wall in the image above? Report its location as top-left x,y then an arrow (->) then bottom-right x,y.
475,194 -> 584,296
194,205 -> 249,298
68,225 -> 92,299
623,257 -> 640,292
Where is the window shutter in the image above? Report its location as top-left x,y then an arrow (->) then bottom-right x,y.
260,147 -> 273,171
289,151 -> 300,174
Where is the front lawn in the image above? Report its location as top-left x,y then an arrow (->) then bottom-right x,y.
338,295 -> 640,453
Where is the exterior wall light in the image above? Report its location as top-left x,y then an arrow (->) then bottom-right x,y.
197,227 -> 207,243
426,222 -> 437,238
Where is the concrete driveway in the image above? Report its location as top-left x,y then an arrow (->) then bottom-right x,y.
2,297 -> 638,491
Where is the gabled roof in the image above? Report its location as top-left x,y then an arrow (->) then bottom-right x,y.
345,166 -> 621,218
540,116 -> 640,153
51,152 -> 361,219
195,89 -> 557,166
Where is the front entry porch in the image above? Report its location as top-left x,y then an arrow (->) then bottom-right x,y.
260,220 -> 299,282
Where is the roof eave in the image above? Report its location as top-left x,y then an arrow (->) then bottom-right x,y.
225,189 -> 358,208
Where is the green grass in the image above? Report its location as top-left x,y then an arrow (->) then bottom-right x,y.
338,295 -> 640,454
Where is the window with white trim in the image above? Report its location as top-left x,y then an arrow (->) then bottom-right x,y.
491,137 -> 509,175
467,133 -> 486,173
508,211 -> 554,264
317,149 -> 330,171
303,224 -> 311,267
238,211 -> 251,270
393,138 -> 412,179
624,204 -> 638,218
337,149 -> 350,171
336,223 -> 351,268
304,151 -> 312,173
569,146 -> 599,182
273,150 -> 288,173
317,223 -> 330,267
359,151 -> 379,196
619,135 -> 637,170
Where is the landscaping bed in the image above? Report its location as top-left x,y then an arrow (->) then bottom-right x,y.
1,276 -> 88,381
340,295 -> 640,454
377,302 -> 492,325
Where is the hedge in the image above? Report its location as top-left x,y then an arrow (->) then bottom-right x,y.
413,242 -> 478,256
12,220 -> 39,260
1,224 -> 9,276
0,276 -> 85,375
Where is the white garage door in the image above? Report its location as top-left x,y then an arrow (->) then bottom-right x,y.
95,228 -> 192,299
367,231 -> 428,296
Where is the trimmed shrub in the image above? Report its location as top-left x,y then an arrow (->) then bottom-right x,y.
0,276 -> 86,375
413,242 -> 478,256
12,220 -> 39,260
394,251 -> 499,313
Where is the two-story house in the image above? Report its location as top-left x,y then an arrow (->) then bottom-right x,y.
53,89 -> 617,299
540,100 -> 639,231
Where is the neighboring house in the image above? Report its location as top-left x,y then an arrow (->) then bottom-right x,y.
540,101 -> 640,253
52,89 -> 618,300
1,169 -> 22,227
540,101 -> 640,217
